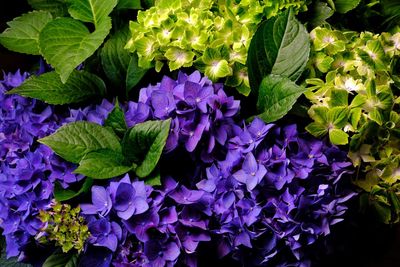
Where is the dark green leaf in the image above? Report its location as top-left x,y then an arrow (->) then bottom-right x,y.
7,70 -> 105,105
309,1 -> 334,28
141,0 -> 155,8
105,100 -> 127,135
54,178 -> 93,202
74,149 -> 132,179
144,167 -> 161,186
39,121 -> 121,163
126,54 -> 148,92
116,0 -> 142,10
100,27 -> 132,87
371,197 -> 392,224
122,119 -> 171,178
27,0 -> 68,17
43,252 -> 77,267
0,11 -> 53,55
256,75 -> 307,123
333,0 -> 361,14
247,9 -> 310,94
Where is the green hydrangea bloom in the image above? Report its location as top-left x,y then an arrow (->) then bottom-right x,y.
37,202 -> 90,253
126,0 -> 307,94
306,26 -> 400,223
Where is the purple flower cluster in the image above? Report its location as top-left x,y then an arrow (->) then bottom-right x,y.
197,119 -> 355,265
77,73 -> 355,266
125,71 -> 240,161
0,69 -> 355,266
0,70 -> 113,259
80,174 -> 213,266
0,70 -> 59,259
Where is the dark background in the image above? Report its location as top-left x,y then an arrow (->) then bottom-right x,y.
1,1 -> 400,267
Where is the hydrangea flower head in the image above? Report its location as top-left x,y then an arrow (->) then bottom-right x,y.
126,0 -> 307,94
197,120 -> 355,264
306,26 -> 400,224
126,71 -> 240,158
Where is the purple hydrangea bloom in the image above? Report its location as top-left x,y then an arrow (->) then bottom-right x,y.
81,175 -> 150,221
125,71 -> 240,157
197,121 -> 356,265
0,70 -> 113,259
86,217 -> 123,252
0,69 -> 355,267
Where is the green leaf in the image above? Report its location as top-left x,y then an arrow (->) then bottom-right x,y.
101,26 -> 148,91
350,108 -> 362,129
122,119 -> 171,178
39,17 -> 112,83
116,0 -> 142,10
333,0 -> 361,14
145,168 -> 161,186
370,109 -> 383,125
7,70 -> 105,105
327,107 -> 349,128
74,149 -> 132,179
67,0 -> 118,26
39,121 -> 121,163
126,54 -> 148,92
309,1 -> 334,28
371,198 -> 392,224
306,122 -> 328,137
101,28 -> 131,86
329,89 -> 348,107
43,252 -> 77,267
256,75 -> 307,123
27,0 -> 68,17
0,11 -> 53,55
54,178 -> 93,202
142,0 -> 155,8
310,106 -> 329,124
247,9 -> 310,94
389,191 -> 400,218
329,128 -> 349,145
105,100 -> 127,135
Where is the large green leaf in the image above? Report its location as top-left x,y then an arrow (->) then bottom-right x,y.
116,0 -> 142,10
43,252 -> 77,267
39,121 -> 121,163
105,101 -> 127,136
309,1 -> 334,28
381,0 -> 400,27
39,17 -> 112,83
74,149 -> 132,179
7,70 -> 105,105
67,0 -> 118,26
256,75 -> 307,123
126,54 -> 148,92
101,27 -> 148,91
333,0 -> 361,14
247,9 -> 310,94
54,178 -> 93,202
101,28 -> 131,86
27,0 -> 68,17
0,11 -> 53,55
122,119 -> 171,178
